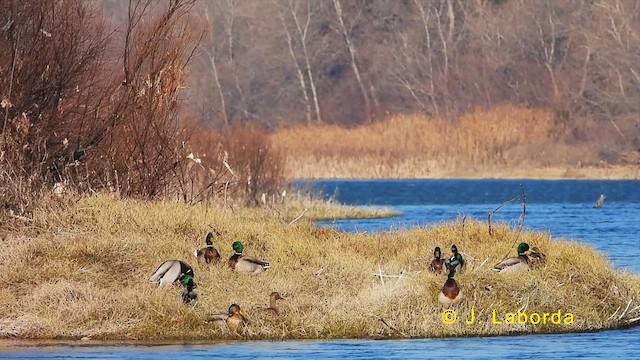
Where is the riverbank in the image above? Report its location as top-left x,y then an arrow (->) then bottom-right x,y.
1,194 -> 639,340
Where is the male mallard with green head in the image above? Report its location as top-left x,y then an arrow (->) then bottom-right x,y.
448,244 -> 465,273
194,232 -> 221,265
438,262 -> 463,307
429,246 -> 446,274
228,241 -> 271,275
493,242 -> 531,273
207,304 -> 247,331
149,260 -> 198,305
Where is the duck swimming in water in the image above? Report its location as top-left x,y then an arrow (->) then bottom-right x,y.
429,247 -> 446,274
438,262 -> 463,307
493,242 -> 531,273
594,194 -> 606,209
194,232 -> 221,265
228,241 -> 271,275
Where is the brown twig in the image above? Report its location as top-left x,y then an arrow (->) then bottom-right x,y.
371,314 -> 409,338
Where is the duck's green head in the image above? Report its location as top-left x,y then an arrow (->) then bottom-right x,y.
232,241 -> 244,254
205,232 -> 214,247
451,245 -> 458,254
179,274 -> 195,288
228,304 -> 241,315
434,247 -> 442,259
517,242 -> 530,255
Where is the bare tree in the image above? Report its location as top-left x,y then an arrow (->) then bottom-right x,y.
279,2 -> 313,123
332,0 -> 371,122
287,0 -> 323,123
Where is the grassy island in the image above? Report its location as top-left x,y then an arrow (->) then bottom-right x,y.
1,194 -> 639,340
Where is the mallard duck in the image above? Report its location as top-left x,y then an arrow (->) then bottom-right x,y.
180,275 -> 198,306
228,241 -> 271,275
264,292 -> 285,316
448,244 -> 465,273
526,246 -> 547,269
429,246 -> 446,274
149,260 -> 198,304
493,242 -> 531,273
194,232 -> 221,265
207,304 -> 247,331
150,260 -> 195,287
438,263 -> 462,307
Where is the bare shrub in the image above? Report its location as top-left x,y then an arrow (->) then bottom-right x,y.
0,0 -> 108,215
175,124 -> 287,206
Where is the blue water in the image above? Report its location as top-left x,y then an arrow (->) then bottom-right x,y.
3,180 -> 639,359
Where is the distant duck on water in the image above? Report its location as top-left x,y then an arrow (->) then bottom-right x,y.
594,194 -> 606,209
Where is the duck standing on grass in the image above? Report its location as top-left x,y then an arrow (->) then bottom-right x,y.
429,247 -> 446,274
149,260 -> 198,305
194,232 -> 221,265
207,304 -> 248,331
438,263 -> 463,307
493,242 -> 531,273
228,241 -> 271,275
448,244 -> 465,273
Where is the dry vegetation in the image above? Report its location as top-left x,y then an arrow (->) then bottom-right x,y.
272,105 -> 640,179
1,194 -> 639,340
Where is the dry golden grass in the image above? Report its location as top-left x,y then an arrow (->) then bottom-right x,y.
272,105 -> 640,180
281,191 -> 399,221
1,194 -> 639,340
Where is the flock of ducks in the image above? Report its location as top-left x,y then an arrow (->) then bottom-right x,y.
150,231 -> 547,331
149,231 -> 280,332
432,243 -> 547,307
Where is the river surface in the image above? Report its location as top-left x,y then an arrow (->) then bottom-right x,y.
2,180 -> 639,359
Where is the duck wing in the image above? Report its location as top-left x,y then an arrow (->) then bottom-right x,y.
239,255 -> 270,268
430,259 -> 444,273
493,256 -> 529,272
206,313 -> 230,322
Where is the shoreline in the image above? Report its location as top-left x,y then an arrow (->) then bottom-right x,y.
283,163 -> 640,181
1,324 -> 639,346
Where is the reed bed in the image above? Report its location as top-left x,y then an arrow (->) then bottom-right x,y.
1,194 -> 639,340
273,105 -> 640,179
